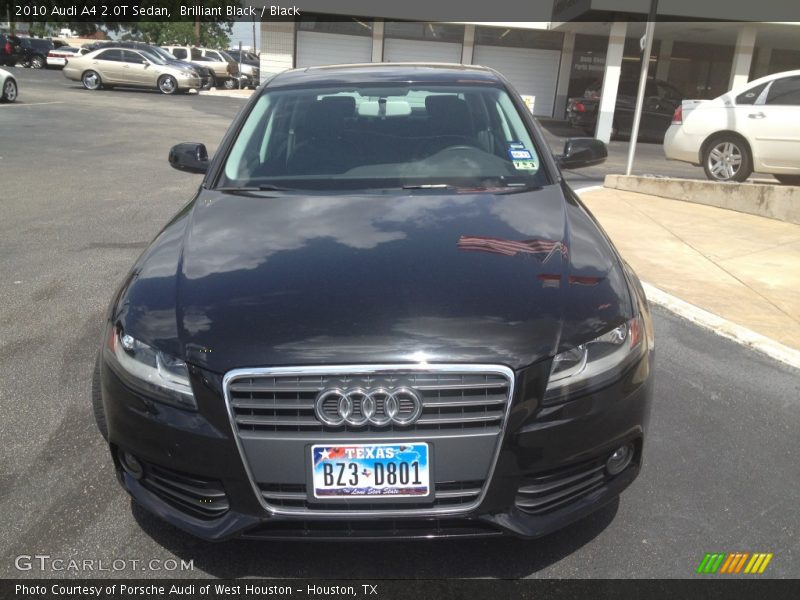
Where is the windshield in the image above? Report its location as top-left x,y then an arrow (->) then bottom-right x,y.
140,50 -> 167,65
218,83 -> 549,190
148,46 -> 176,62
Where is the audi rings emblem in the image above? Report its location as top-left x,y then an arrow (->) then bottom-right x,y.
314,387 -> 424,427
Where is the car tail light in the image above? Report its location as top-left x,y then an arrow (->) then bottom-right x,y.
48,51 -> 55,57
573,102 -> 586,113
672,105 -> 683,124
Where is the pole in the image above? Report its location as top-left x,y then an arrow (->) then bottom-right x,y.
238,41 -> 243,89
625,0 -> 658,176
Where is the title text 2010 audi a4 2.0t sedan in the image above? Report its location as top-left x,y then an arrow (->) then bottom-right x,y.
94,64 -> 654,541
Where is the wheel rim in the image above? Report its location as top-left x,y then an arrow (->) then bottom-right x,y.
83,72 -> 99,90
33,56 -> 44,68
223,78 -> 235,89
708,141 -> 743,180
4,80 -> 17,101
160,77 -> 176,93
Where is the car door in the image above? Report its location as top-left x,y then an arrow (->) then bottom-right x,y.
121,50 -> 152,87
91,49 -> 123,83
745,75 -> 800,171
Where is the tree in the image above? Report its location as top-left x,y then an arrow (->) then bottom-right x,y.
123,21 -> 232,47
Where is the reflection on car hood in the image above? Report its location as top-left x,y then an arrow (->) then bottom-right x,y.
117,184 -> 632,373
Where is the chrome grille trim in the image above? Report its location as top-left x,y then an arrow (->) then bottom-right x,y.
227,370 -> 512,434
222,364 -> 515,517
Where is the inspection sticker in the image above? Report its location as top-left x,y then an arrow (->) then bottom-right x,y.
513,159 -> 538,170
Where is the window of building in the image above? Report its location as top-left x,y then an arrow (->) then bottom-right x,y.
475,26 -> 563,51
383,22 -> 464,43
298,15 -> 374,37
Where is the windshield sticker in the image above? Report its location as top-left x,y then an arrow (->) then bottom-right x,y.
512,159 -> 538,170
508,141 -> 526,149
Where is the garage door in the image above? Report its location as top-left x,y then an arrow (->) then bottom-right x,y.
472,45 -> 561,117
384,38 -> 462,64
296,31 -> 372,68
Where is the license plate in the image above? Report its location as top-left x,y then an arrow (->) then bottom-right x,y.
310,443 -> 430,499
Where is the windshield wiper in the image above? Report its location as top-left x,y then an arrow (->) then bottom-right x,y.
401,183 -> 459,190
215,184 -> 295,192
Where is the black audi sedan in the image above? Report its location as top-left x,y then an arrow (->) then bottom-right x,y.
96,64 -> 654,541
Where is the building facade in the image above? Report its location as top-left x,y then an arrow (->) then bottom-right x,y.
258,17 -> 800,142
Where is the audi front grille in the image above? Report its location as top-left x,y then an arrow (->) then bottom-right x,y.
222,364 -> 514,517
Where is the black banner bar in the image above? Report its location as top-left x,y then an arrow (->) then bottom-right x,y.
1,0 -> 800,23
3,579 -> 800,600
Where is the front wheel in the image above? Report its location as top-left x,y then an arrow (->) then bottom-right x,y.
773,175 -> 800,186
702,135 -> 752,182
158,74 -> 178,95
31,55 -> 45,69
82,70 -> 102,90
2,78 -> 17,102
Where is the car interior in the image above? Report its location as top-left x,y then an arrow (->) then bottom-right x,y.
226,87 -> 543,183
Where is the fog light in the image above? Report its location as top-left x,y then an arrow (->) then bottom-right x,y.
120,451 -> 144,480
606,444 -> 633,475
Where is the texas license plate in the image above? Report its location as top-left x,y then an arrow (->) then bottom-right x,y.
310,443 -> 430,499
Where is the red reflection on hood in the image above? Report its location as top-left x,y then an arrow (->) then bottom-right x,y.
457,236 -> 568,262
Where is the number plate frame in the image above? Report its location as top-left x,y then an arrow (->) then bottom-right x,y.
307,442 -> 433,503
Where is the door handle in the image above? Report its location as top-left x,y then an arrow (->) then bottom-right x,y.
748,112 -> 766,119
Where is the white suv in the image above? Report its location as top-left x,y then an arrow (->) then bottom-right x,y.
664,69 -> 800,184
162,46 -> 247,89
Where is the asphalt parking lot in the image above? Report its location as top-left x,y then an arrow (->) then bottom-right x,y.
1,68 -> 799,579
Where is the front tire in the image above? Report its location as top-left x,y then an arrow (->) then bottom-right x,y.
31,55 -> 45,69
774,175 -> 800,186
82,70 -> 102,90
703,135 -> 752,182
2,78 -> 17,102
158,74 -> 178,95
223,77 -> 236,90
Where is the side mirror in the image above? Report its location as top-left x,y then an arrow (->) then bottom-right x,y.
557,137 -> 607,169
168,143 -> 209,174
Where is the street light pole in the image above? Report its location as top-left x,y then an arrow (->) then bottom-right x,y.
625,0 -> 659,176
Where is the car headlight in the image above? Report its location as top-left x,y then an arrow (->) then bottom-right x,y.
544,316 -> 644,405
106,326 -> 197,410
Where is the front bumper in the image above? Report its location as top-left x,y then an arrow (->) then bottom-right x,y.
101,351 -> 653,541
176,74 -> 202,90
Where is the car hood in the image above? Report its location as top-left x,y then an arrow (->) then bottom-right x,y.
116,184 -> 632,373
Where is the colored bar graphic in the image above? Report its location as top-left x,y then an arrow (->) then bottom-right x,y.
698,552 -> 773,575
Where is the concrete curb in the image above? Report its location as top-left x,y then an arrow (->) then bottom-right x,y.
604,174 -> 800,225
642,282 -> 800,369
198,89 -> 254,99
575,187 -> 800,369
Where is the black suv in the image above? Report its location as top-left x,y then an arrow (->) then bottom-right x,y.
85,40 -> 211,88
1,34 -> 22,66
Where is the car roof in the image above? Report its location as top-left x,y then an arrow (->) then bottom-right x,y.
266,63 -> 504,89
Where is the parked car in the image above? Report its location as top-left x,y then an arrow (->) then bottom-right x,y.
86,41 -> 210,88
62,47 -> 202,94
227,49 -> 260,87
0,34 -> 22,66
18,37 -> 53,69
664,69 -> 800,184
0,67 -> 17,102
162,46 -> 246,89
567,77 -> 684,141
96,63 -> 654,541
46,46 -> 88,68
